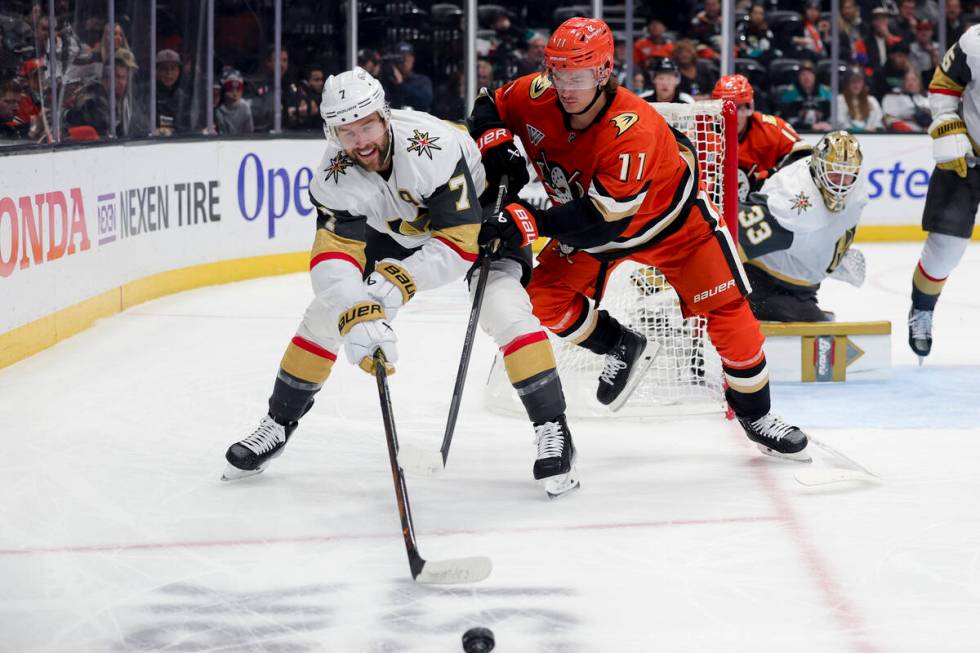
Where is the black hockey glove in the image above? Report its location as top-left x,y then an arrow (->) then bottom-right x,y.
479,199 -> 539,254
475,129 -> 530,201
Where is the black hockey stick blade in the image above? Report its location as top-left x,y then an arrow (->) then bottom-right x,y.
398,175 -> 510,476
373,351 -> 492,584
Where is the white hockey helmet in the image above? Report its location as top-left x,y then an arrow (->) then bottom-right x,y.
810,130 -> 862,213
320,66 -> 390,139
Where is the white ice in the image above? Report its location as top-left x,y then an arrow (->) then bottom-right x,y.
2,243 -> 979,652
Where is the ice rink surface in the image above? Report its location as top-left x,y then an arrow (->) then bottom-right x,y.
2,242 -> 979,652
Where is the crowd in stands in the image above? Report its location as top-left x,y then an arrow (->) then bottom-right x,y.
2,0 -> 979,148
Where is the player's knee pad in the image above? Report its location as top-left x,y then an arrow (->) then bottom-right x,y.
475,259 -> 542,346
921,232 -> 970,280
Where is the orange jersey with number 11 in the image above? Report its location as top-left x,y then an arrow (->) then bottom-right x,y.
494,73 -> 700,256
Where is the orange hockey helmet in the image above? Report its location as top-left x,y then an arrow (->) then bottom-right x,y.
544,17 -> 615,88
712,74 -> 754,104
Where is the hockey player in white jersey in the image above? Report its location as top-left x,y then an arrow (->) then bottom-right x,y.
737,131 -> 868,322
221,68 -> 578,495
908,24 -> 980,362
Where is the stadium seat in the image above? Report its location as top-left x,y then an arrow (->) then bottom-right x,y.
735,57 -> 770,90
768,57 -> 803,87
552,6 -> 592,30
431,3 -> 463,25
816,59 -> 848,86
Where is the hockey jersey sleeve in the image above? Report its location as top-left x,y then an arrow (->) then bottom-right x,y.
736,193 -> 795,261
929,37 -> 973,116
394,148 -> 483,292
307,192 -> 372,309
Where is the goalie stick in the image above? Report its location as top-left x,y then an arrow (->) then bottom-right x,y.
373,350 -> 492,584
398,176 -> 510,476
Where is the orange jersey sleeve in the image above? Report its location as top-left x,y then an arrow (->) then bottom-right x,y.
738,112 -> 804,178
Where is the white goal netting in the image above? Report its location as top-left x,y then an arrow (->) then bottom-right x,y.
486,100 -> 736,419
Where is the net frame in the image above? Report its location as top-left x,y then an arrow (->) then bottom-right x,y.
485,100 -> 738,419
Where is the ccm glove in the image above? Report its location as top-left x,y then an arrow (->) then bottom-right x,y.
827,248 -> 866,287
365,259 -> 417,321
338,301 -> 398,374
478,200 -> 539,252
475,127 -> 530,199
929,114 -> 973,178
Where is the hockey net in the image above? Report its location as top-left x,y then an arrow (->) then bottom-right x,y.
485,100 -> 738,419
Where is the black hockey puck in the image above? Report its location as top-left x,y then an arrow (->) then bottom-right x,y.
462,626 -> 495,652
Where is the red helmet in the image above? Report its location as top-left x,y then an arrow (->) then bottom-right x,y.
544,17 -> 614,85
712,74 -> 754,104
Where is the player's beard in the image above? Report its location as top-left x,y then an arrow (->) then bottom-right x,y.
349,130 -> 392,173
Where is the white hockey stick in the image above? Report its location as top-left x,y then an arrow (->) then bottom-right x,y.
794,436 -> 880,487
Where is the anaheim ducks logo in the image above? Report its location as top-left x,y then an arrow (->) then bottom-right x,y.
536,150 -> 584,205
324,151 -> 354,183
407,129 -> 442,159
610,112 -> 640,137
529,73 -> 552,99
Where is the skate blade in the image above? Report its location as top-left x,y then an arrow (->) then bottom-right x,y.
755,442 -> 812,463
220,463 -> 265,481
607,340 -> 661,413
542,468 -> 580,499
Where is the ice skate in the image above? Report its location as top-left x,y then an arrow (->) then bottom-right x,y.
222,414 -> 296,481
908,307 -> 933,364
596,327 -> 659,412
738,413 -> 810,462
533,416 -> 579,498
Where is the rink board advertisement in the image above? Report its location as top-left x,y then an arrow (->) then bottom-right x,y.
0,132 -> 951,364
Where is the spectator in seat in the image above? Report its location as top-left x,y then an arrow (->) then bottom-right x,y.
690,0 -> 723,46
252,46 -> 290,132
639,57 -> 694,103
865,6 -> 903,74
13,59 -> 45,132
837,67 -> 883,132
793,0 -> 828,61
910,20 -> 939,87
299,65 -> 325,130
515,33 -> 547,76
154,49 -> 189,136
31,13 -> 80,78
779,60 -> 833,131
215,69 -> 253,134
839,0 -> 869,67
358,49 -> 382,78
946,0 -> 966,44
634,19 -> 674,70
737,3 -> 777,67
100,22 -> 130,64
874,40 -> 914,98
109,48 -> 146,138
0,80 -> 28,141
673,39 -> 718,100
882,65 -> 931,132
894,0 -> 919,44
381,41 -> 433,112
477,58 -> 497,92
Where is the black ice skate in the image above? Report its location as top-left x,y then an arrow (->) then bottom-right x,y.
533,416 -> 579,498
222,414 -> 297,481
908,307 -> 933,364
739,413 -> 810,462
596,327 -> 659,412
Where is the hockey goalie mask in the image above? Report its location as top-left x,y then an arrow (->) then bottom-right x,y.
810,131 -> 862,213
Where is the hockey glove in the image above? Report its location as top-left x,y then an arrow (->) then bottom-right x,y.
365,259 -> 417,321
827,248 -> 866,287
929,114 -> 973,178
338,301 -> 398,374
476,128 -> 530,199
479,200 -> 539,253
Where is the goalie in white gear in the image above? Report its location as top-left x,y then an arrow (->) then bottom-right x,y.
222,67 -> 577,495
907,24 -> 980,362
737,130 -> 868,322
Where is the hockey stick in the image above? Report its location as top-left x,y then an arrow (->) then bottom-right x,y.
398,176 -> 510,476
794,435 -> 880,487
373,350 -> 492,584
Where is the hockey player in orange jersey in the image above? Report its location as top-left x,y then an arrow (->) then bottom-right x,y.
711,74 -> 812,201
469,17 -> 810,460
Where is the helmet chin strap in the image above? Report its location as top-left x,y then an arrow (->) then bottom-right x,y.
567,86 -> 604,116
